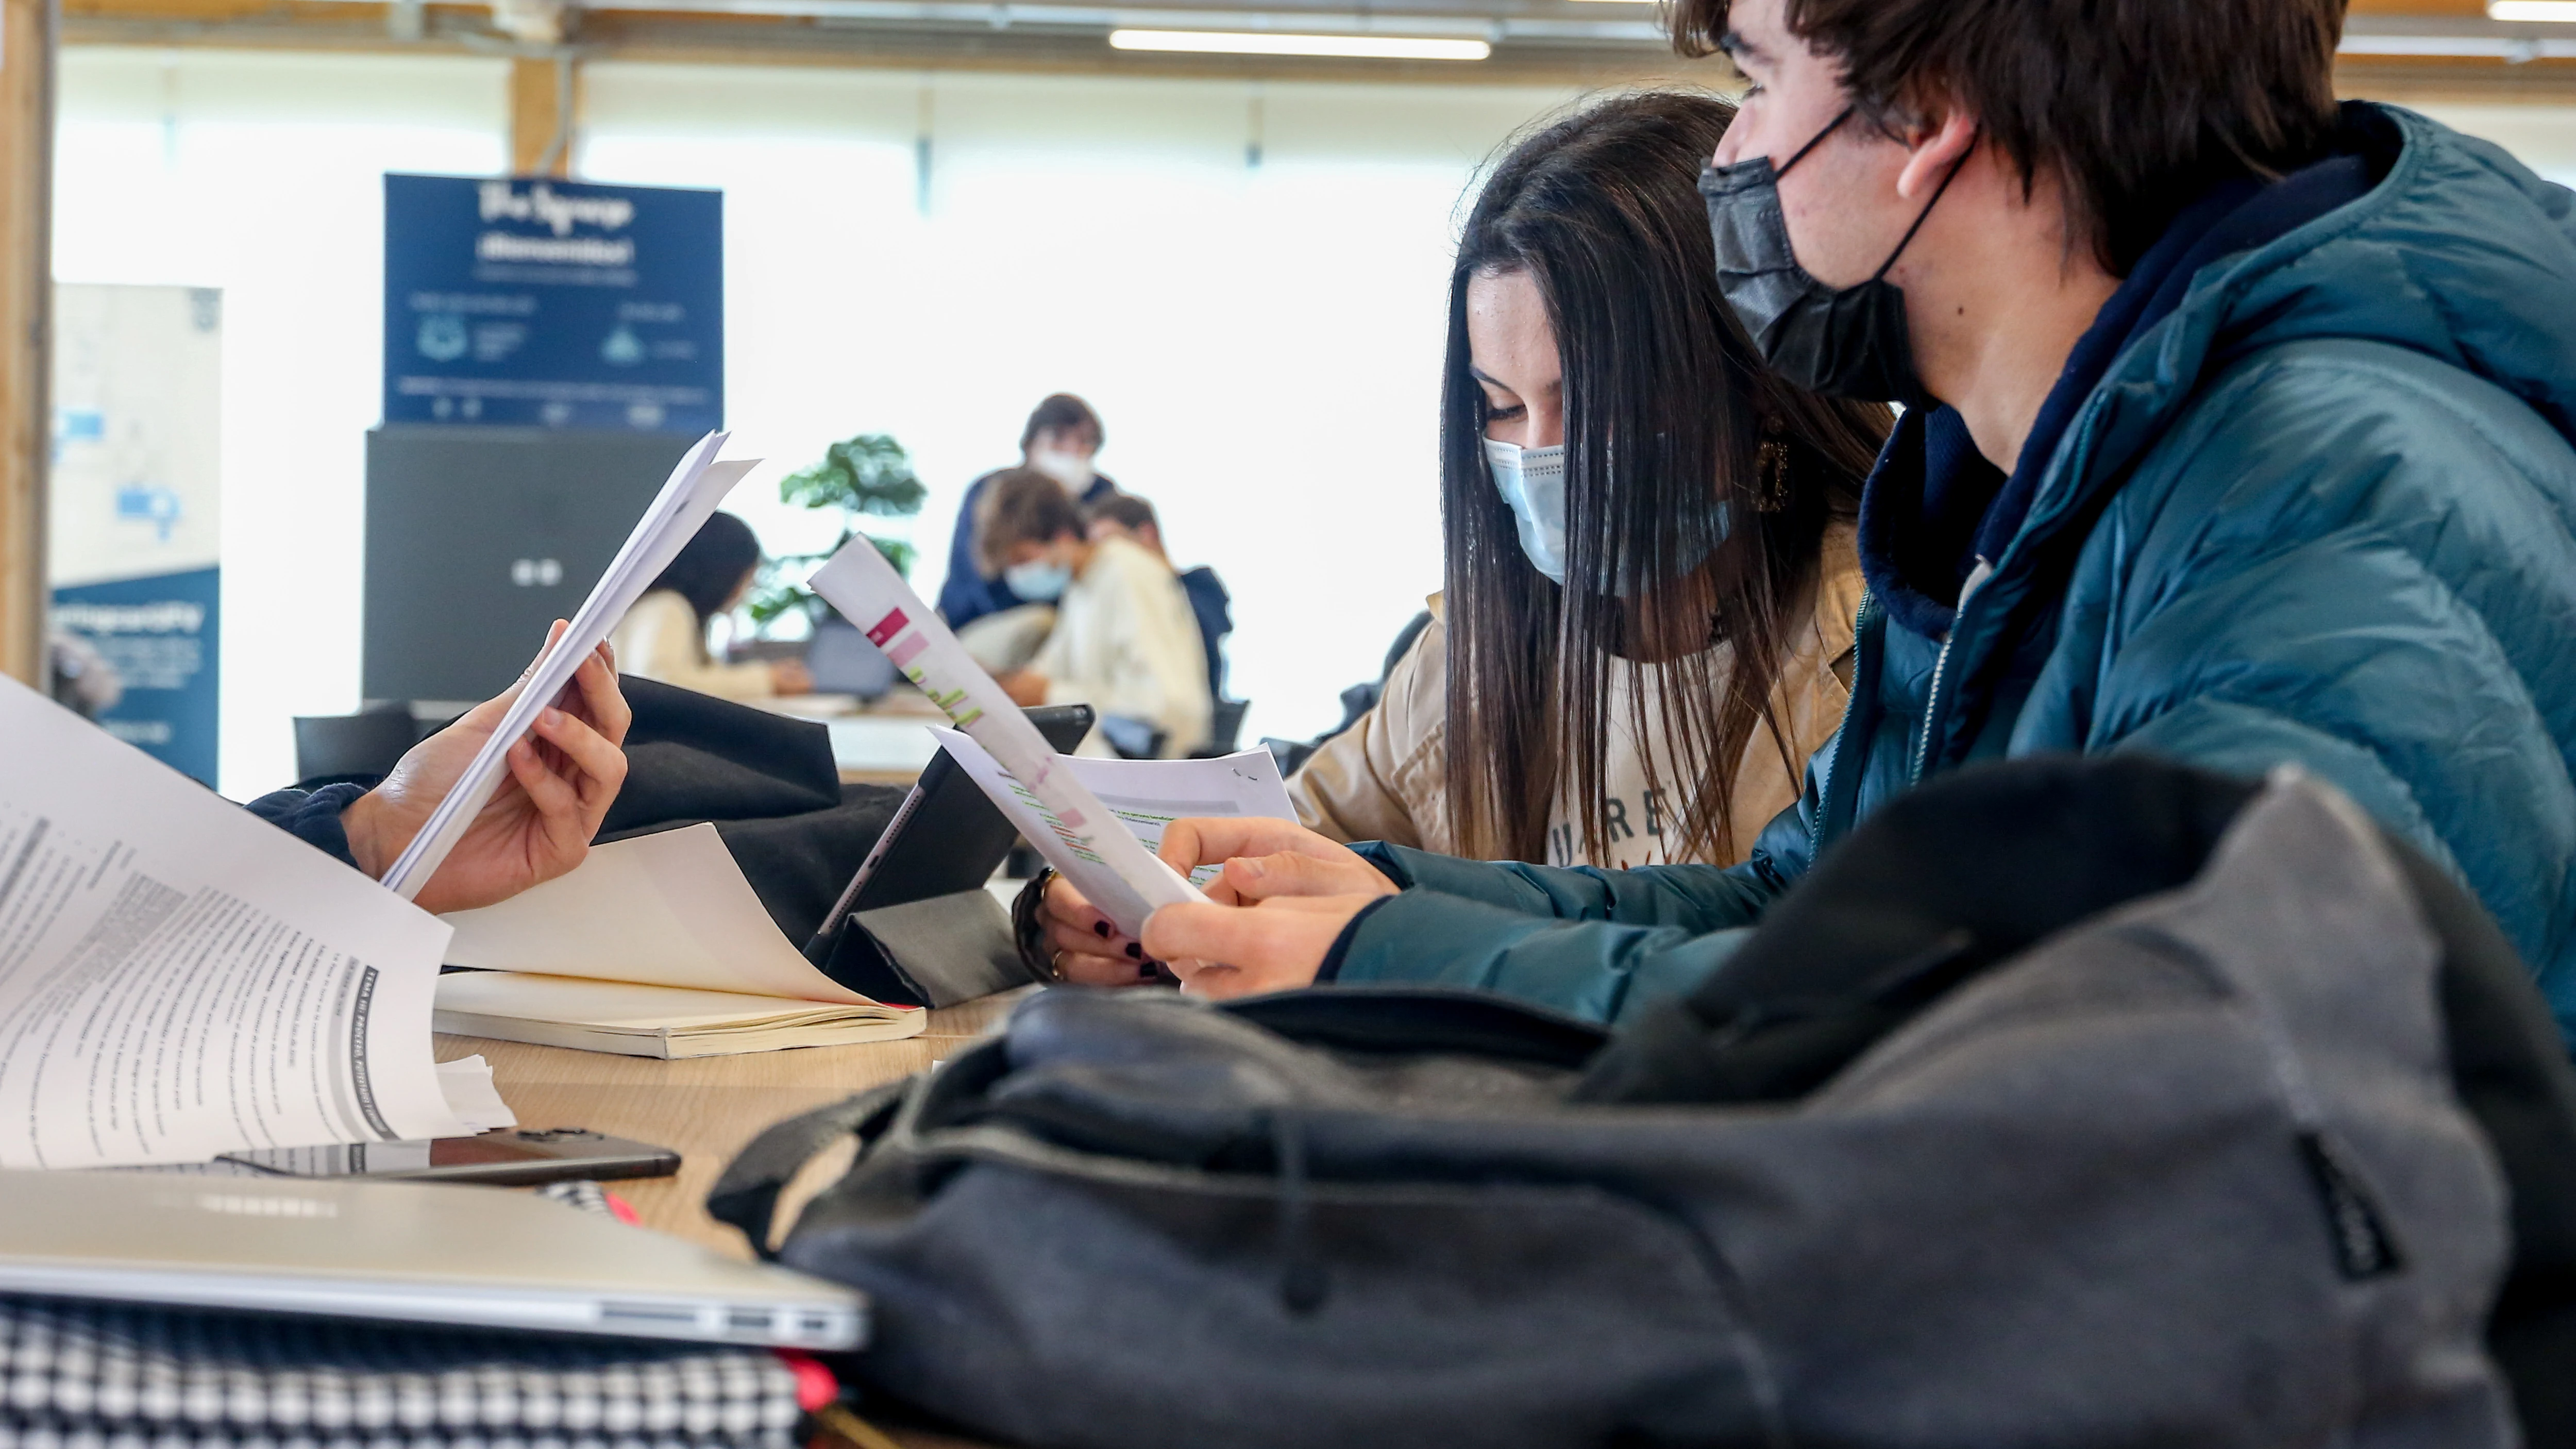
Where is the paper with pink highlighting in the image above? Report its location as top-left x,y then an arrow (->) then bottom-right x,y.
806,537 -> 1206,937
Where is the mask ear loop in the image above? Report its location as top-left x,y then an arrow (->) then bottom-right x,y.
1771,105 -> 1856,181
1870,131 -> 1979,282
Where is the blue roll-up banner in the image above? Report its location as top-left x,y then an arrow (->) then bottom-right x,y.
49,284 -> 224,786
383,174 -> 722,431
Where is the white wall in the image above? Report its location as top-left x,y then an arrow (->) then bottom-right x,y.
55,49 -> 1607,794
2410,103 -> 2576,187
67,48 -> 2571,801
574,65 -> 1596,748
55,49 -> 510,796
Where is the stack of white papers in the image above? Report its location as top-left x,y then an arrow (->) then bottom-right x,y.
435,823 -> 925,1058
930,729 -> 1296,896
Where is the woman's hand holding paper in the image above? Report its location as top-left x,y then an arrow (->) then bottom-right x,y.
1039,874 -> 1163,985
343,620 -> 633,915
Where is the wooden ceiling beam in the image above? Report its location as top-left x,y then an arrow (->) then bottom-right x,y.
54,0 -> 2576,99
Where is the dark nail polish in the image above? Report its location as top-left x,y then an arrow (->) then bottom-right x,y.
1093,922 -> 1110,938
1125,942 -> 1142,959
1138,961 -> 1157,979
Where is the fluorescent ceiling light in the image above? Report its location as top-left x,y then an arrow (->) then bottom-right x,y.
2489,1 -> 2576,20
1108,27 -> 1491,58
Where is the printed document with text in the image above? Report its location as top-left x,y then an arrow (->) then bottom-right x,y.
0,680 -> 465,1168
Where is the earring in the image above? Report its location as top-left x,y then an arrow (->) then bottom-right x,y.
1753,425 -> 1791,513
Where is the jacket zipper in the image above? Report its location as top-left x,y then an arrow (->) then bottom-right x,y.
1911,560 -> 1993,786
1910,639 -> 1953,784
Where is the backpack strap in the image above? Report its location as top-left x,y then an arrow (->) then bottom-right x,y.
1577,756 -> 2259,1104
706,1080 -> 913,1259
2383,835 -> 2576,1443
1223,986 -> 1608,1067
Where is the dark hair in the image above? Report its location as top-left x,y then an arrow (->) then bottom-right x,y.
649,511 -> 761,627
1087,494 -> 1159,534
1671,0 -> 2346,275
1442,90 -> 1889,866
975,468 -> 1085,576
1019,394 -> 1104,453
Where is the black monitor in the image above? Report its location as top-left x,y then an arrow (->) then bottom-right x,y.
363,425 -> 700,706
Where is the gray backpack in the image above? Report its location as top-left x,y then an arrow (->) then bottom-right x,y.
714,760 -> 2554,1448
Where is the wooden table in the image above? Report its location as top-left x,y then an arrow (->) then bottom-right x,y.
439,991 -> 1034,1449
436,988 -> 1028,1257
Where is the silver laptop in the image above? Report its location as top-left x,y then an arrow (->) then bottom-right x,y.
0,1168 -> 863,1349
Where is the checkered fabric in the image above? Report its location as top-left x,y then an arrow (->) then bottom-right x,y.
0,1297 -> 806,1449
0,1186 -> 803,1449
533,1181 -> 614,1216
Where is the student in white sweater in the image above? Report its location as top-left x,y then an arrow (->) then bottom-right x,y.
976,468 -> 1211,757
608,511 -> 813,702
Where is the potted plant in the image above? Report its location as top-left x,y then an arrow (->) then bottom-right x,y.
746,432 -> 927,697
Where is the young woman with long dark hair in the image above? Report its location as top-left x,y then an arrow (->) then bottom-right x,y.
1033,91 -> 1890,983
1288,91 -> 1887,872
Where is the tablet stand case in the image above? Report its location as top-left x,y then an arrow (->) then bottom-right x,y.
799,702 -> 1095,1009
812,889 -> 1033,1009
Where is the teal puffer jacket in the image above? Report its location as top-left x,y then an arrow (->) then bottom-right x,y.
1339,104 -> 2576,1049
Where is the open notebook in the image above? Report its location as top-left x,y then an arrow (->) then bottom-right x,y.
434,823 -> 925,1058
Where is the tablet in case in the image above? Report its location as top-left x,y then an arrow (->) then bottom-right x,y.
802,703 -> 1092,1007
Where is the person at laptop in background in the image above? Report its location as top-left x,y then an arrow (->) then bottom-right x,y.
247,620 -> 631,915
1085,493 -> 1233,703
979,468 -> 1212,759
938,394 -> 1119,631
609,511 -> 813,702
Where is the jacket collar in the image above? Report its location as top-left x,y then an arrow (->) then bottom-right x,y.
1857,106 -> 2396,643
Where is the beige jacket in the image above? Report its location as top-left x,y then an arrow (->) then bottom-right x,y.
609,589 -> 778,702
1032,534 -> 1214,757
1288,526 -> 1865,868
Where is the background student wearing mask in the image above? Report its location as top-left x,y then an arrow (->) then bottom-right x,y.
939,394 -> 1117,629
1283,92 -> 1883,874
1096,0 -> 2576,1058
1085,493 -> 1234,702
979,468 -> 1211,757
609,511 -> 812,701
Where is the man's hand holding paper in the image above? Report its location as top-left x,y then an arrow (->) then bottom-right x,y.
1046,817 -> 1399,998
342,621 -> 633,916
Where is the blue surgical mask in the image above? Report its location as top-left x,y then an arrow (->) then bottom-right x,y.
1483,436 -> 1570,583
1003,559 -> 1074,602
1484,436 -> 1729,593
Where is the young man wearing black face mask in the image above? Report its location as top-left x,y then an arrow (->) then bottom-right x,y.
1093,0 -> 2576,1059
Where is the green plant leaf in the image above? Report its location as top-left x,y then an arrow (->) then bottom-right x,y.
777,432 -> 927,518
869,534 -> 917,577
754,434 -> 924,637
